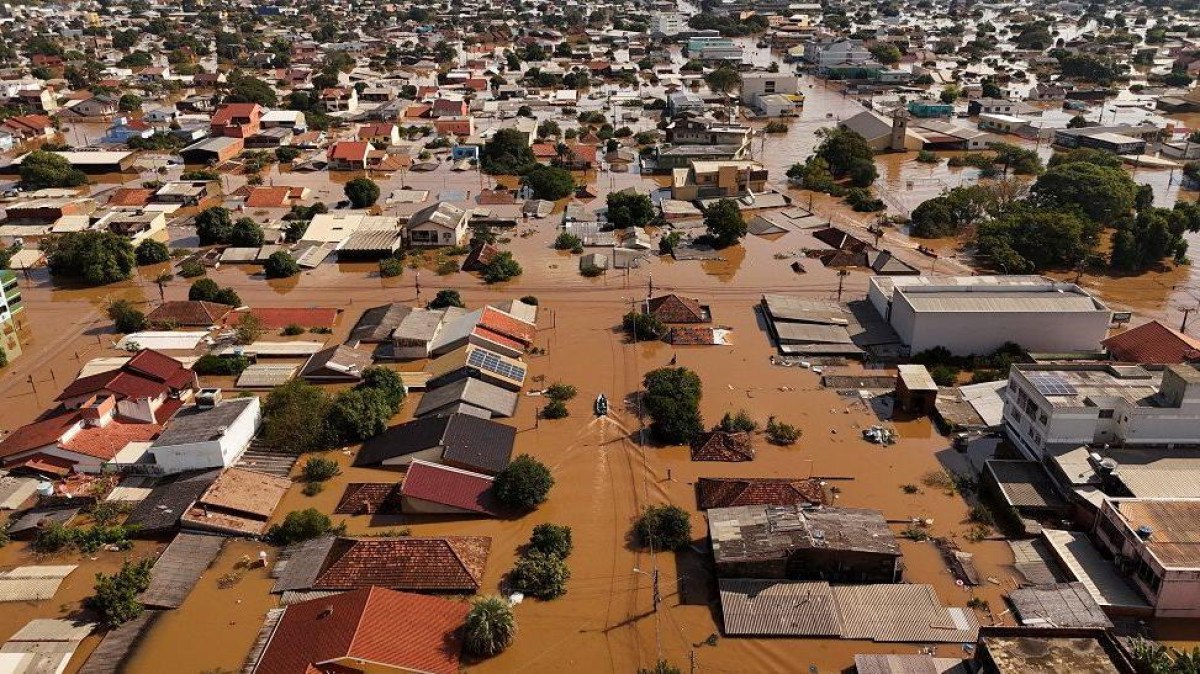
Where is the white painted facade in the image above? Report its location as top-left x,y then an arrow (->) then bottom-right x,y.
147,397 -> 261,474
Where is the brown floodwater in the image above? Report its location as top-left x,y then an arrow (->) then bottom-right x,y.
0,72 -> 1189,672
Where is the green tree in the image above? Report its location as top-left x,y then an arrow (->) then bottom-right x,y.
229,217 -> 264,247
19,150 -> 88,189
118,93 -> 142,112
358,366 -> 407,411
327,388 -> 392,444
703,199 -> 747,248
344,177 -> 380,208
188,278 -> 221,301
1047,147 -> 1123,170
529,523 -> 573,558
302,457 -> 340,482
1031,162 -> 1137,223
633,504 -> 693,550
976,205 -> 1097,272
813,128 -> 876,186
480,128 -> 536,175
134,239 -> 170,265
264,251 -> 300,278
268,508 -> 338,545
642,367 -> 703,444
234,312 -> 263,344
522,165 -> 575,200
108,299 -> 146,333
87,559 -> 153,629
494,454 -> 554,510
509,550 -> 570,599
225,73 -> 278,107
427,289 -> 465,309
481,251 -> 522,283
45,231 -> 135,285
622,311 -> 664,341
606,191 -> 655,229
263,380 -> 333,453
704,65 -> 741,94
869,43 -> 901,64
1067,115 -> 1089,129
195,206 -> 233,245
909,186 -> 992,238
464,596 -> 517,657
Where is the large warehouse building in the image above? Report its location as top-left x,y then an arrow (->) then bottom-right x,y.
868,276 -> 1112,356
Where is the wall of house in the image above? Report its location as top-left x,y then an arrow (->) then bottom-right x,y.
380,446 -> 443,467
893,301 -> 1111,356
402,495 -> 476,516
149,399 -> 260,473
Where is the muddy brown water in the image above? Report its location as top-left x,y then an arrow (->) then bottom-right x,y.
0,78 -> 1192,671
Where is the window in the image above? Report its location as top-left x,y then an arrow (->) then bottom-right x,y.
1038,412 -> 1048,425
1099,409 -> 1114,419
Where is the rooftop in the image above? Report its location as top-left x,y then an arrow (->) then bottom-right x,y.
709,504 -> 900,563
982,636 -> 1122,674
1011,364 -> 1178,410
151,398 -> 257,448
1108,498 -> 1200,569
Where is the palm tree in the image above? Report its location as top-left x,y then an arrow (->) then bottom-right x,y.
153,272 -> 174,303
464,595 -> 516,657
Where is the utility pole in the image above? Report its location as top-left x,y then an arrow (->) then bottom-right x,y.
652,568 -> 660,612
647,273 -> 653,300
1183,306 -> 1195,333
836,268 -> 849,302
414,270 -> 421,302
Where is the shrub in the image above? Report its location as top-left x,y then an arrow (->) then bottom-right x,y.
108,299 -> 146,333
268,508 -> 340,545
302,481 -> 324,496
529,523 -> 573,558
494,454 -> 554,510
464,596 -> 517,657
134,239 -> 171,265
427,289 -> 464,309
554,231 -> 582,251
189,278 -> 220,301
234,313 -> 264,344
580,263 -> 604,277
379,257 -> 403,278
764,416 -> 801,445
639,661 -> 684,674
509,550 -> 570,599
263,251 -> 300,278
193,354 -> 250,376
520,296 -> 538,306
436,258 -> 459,275
281,323 -> 305,336
178,259 -> 205,278
87,559 -> 153,629
275,146 -> 301,162
622,312 -> 663,340
916,150 -> 939,163
302,457 -> 341,482
633,505 -> 692,551
541,399 -> 569,419
718,410 -> 757,433
545,383 -> 577,401
481,251 -> 522,283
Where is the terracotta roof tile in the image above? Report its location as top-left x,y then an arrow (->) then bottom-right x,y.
0,412 -> 81,460
60,419 -> 161,460
56,370 -> 168,402
478,306 -> 536,345
646,294 -> 708,324
107,188 -> 155,207
312,537 -> 490,592
333,483 -> 402,515
696,477 -> 827,510
690,431 -> 754,462
400,461 -> 499,516
254,587 -> 467,674
243,186 -> 293,208
145,301 -> 232,327
1103,320 -> 1200,364
223,307 -> 339,330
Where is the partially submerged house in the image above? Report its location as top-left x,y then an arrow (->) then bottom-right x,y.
644,294 -> 711,324
146,394 -> 261,474
691,431 -> 754,462
299,344 -> 374,382
413,377 -> 519,419
180,467 -> 291,536
355,413 -> 515,475
400,460 -> 500,517
695,477 -> 827,510
271,535 -> 491,594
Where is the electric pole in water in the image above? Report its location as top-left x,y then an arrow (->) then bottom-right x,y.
836,269 -> 850,303
652,569 -> 660,612
1183,306 -> 1195,333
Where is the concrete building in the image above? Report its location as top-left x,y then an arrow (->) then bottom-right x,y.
802,38 -> 874,69
868,276 -> 1112,357
708,504 -> 901,583
1004,363 -> 1200,459
651,11 -> 688,36
740,73 -> 800,112
1093,498 -> 1200,617
685,36 -> 743,62
147,394 -> 261,474
670,160 -> 767,201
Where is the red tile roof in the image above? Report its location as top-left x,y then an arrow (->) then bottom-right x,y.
1103,321 -> 1200,364
222,307 -> 339,330
56,370 -> 167,402
646,294 -> 708,323
0,411 -> 81,460
107,188 -> 155,207
243,186 -> 293,208
400,460 -> 498,516
60,418 -> 161,460
471,325 -> 525,353
327,141 -> 369,162
312,537 -> 491,592
695,477 -> 827,510
145,300 -> 232,327
531,143 -> 558,159
253,587 -> 467,674
690,431 -> 754,462
9,453 -> 74,477
333,483 -> 402,515
126,349 -> 191,384
479,307 -> 536,345
211,103 -> 262,126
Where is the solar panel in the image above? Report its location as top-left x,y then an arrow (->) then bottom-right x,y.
467,347 -> 527,383
1027,374 -> 1078,396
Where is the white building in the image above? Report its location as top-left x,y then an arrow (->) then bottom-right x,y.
868,276 -> 1112,357
1093,498 -> 1200,617
651,12 -> 688,36
740,72 -> 800,115
802,39 -> 873,68
405,201 -> 469,247
1004,363 -> 1200,459
146,394 -> 261,474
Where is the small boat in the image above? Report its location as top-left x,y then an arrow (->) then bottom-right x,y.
594,394 -> 609,416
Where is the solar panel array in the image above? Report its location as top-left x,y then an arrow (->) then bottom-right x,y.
467,347 -> 527,382
1027,374 -> 1078,396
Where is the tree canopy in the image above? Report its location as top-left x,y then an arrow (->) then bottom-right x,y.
642,367 -> 703,445
703,198 -> 747,248
522,165 -> 575,200
344,177 -> 380,208
606,192 -> 655,229
480,128 -> 536,175
45,231 -> 135,286
19,150 -> 88,190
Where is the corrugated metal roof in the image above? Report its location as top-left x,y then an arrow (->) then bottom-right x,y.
140,533 -> 225,609
236,364 -> 298,388
832,584 -> 979,643
1009,582 -> 1113,629
902,291 -> 1102,313
718,579 -> 841,636
1041,529 -> 1148,609
0,566 -> 77,602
